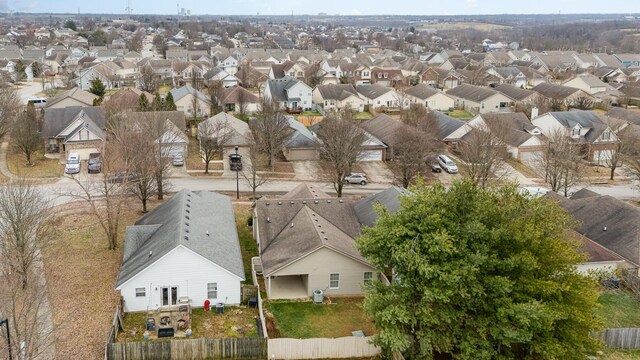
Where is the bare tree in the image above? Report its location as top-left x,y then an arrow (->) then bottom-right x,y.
621,128 -> 640,190
0,87 -> 21,140
0,181 -> 51,289
539,129 -> 585,196
138,65 -> 158,93
241,139 -> 270,200
138,112 -> 174,200
250,100 -> 291,170
190,93 -> 201,121
208,80 -> 224,115
570,96 -> 595,110
128,146 -> 158,213
549,98 -> 566,112
12,105 -> 41,166
401,103 -> 428,123
304,61 -> 323,87
198,118 -> 232,174
458,124 -> 509,188
236,86 -> 248,116
391,126 -> 444,188
316,113 -> 365,197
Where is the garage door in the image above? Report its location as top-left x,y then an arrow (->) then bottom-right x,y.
594,150 -> 613,165
358,150 -> 383,162
520,150 -> 542,162
67,147 -> 100,161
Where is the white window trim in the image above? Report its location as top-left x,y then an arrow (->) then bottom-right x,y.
364,271 -> 373,285
329,273 -> 340,289
207,282 -> 218,299
135,287 -> 146,297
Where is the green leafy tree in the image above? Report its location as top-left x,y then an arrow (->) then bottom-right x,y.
89,79 -> 106,98
357,180 -> 602,360
64,20 -> 77,31
138,93 -> 150,111
163,92 -> 177,111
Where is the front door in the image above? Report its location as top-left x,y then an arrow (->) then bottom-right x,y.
161,286 -> 178,306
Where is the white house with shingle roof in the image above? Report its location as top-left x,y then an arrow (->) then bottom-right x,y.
312,84 -> 365,112
116,190 -> 244,312
404,84 -> 454,111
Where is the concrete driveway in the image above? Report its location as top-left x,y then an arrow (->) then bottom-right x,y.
293,160 -> 324,181
359,161 -> 395,184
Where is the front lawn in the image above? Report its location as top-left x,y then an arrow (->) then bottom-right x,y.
597,289 -> 640,328
186,137 -> 222,172
268,298 -> 376,338
7,149 -> 62,178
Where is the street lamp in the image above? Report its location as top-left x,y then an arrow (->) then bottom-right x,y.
235,146 -> 239,200
0,318 -> 12,360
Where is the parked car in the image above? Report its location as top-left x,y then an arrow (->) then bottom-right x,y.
172,153 -> 185,166
344,173 -> 368,185
27,96 -> 47,108
64,153 -> 81,174
430,161 -> 442,173
88,153 -> 101,174
437,154 -> 458,174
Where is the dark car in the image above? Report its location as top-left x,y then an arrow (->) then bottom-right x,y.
430,161 -> 442,173
107,171 -> 139,184
88,157 -> 102,174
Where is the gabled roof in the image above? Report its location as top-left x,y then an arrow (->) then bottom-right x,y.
170,85 -> 211,104
479,112 -> 541,147
280,183 -> 331,200
116,190 -> 244,287
42,106 -> 105,139
404,84 -> 440,100
353,186 -> 407,228
45,87 -> 98,108
606,107 -> 640,126
446,83 -> 505,102
542,110 -> 610,143
199,112 -> 251,146
531,83 -> 583,100
315,84 -> 360,101
220,86 -> 260,104
494,84 -> 536,102
356,84 -> 394,100
285,116 -> 317,148
433,111 -> 466,139
266,77 -> 309,102
360,114 -> 405,145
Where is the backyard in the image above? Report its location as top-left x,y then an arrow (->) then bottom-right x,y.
267,298 -> 376,339
117,306 -> 260,342
444,109 -> 474,120
597,289 -> 640,328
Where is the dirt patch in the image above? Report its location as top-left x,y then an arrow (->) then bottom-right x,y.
43,199 -> 163,360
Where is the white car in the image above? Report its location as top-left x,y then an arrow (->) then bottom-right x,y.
437,155 -> 458,174
64,153 -> 81,174
344,173 -> 368,185
172,153 -> 185,166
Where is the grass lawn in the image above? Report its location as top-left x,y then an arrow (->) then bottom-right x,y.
353,112 -> 374,120
235,207 -> 259,284
117,306 -> 259,342
597,289 -> 640,328
600,349 -> 640,359
186,137 -> 222,171
445,109 -> 475,120
7,149 -> 62,178
505,158 -> 541,179
268,298 -> 376,338
43,200 -> 161,359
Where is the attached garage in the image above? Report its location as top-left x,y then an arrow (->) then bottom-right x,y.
284,148 -> 320,161
358,149 -> 384,162
593,150 -> 613,165
519,149 -> 543,162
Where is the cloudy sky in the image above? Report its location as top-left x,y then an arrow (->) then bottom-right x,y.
3,0 -> 639,15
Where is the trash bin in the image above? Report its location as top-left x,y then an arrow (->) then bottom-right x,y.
216,302 -> 225,314
313,289 -> 324,304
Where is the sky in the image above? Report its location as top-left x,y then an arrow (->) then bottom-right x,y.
2,0 -> 640,16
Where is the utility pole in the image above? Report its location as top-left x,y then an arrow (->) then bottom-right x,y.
125,0 -> 133,15
0,318 -> 12,360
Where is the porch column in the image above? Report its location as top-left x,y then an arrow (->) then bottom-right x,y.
268,276 -> 271,297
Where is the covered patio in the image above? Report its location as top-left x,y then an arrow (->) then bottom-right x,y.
267,275 -> 308,299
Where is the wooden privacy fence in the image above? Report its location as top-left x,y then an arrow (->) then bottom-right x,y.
106,338 -> 267,360
600,328 -> 640,349
267,336 -> 381,359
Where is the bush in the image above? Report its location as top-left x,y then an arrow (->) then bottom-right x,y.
246,215 -> 253,227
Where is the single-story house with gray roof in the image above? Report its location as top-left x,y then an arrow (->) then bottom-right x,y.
41,106 -> 106,162
116,190 -> 245,312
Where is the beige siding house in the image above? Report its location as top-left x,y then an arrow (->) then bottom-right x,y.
45,87 -> 98,109
446,84 -> 513,114
254,184 -> 405,299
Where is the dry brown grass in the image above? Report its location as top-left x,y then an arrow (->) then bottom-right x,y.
43,199 -> 163,360
7,148 -> 63,178
186,138 -> 223,171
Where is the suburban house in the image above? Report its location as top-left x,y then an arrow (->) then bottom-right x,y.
309,121 -> 388,162
45,87 -> 98,109
434,111 -> 466,144
545,189 -> 637,272
446,84 -> 513,114
312,84 -> 366,112
133,111 -> 188,158
531,110 -> 619,164
360,114 -> 411,160
494,84 -> 539,104
215,86 -> 260,114
446,113 -> 546,161
75,63 -> 120,90
170,85 -> 212,119
198,113 -> 253,171
282,117 -> 320,161
563,74 -> 608,96
356,84 -> 403,110
116,190 -> 245,312
485,67 -> 528,88
264,76 -> 313,112
531,83 -> 594,106
404,84 -> 455,111
41,106 -> 105,162
106,88 -> 154,111
370,68 -> 406,88
253,184 -> 405,299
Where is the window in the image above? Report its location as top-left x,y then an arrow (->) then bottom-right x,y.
364,272 -> 373,285
572,127 -> 580,137
297,71 -> 303,77
603,129 -> 611,140
329,273 -> 340,289
207,283 -> 218,299
135,287 -> 146,297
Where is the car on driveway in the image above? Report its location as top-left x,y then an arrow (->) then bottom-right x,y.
437,154 -> 458,174
64,153 -> 81,174
172,153 -> 185,166
344,173 -> 368,185
430,160 -> 442,173
88,154 -> 102,173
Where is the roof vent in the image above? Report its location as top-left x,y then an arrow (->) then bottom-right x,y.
278,201 -> 282,205
302,200 -> 307,204
290,201 -> 294,205
186,203 -> 191,207
321,230 -> 325,234
185,209 -> 190,213
603,226 -> 607,231
184,236 -> 189,241
314,200 -> 319,204
185,222 -> 189,227
266,202 -> 270,206
339,199 -> 343,203
327,200 -> 331,203
267,217 -> 270,223
185,229 -> 189,233
149,251 -> 152,257
185,215 -> 190,220
290,223 -> 294,228
206,230 -> 210,236
323,237 -> 328,240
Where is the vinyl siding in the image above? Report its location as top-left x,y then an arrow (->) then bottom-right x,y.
118,245 -> 242,312
272,247 -> 375,297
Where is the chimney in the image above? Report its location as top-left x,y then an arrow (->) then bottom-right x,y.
531,106 -> 539,119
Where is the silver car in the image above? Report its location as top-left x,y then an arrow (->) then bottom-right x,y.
172,153 -> 185,166
437,155 -> 458,174
344,173 -> 368,185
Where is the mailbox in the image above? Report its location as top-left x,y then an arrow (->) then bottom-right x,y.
229,153 -> 242,171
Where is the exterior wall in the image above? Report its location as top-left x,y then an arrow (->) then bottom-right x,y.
531,114 -> 565,135
271,247 -> 375,298
283,148 -> 319,161
576,261 -> 623,275
478,94 -> 513,114
286,82 -> 313,111
118,245 -> 242,312
563,78 -> 607,96
426,92 -> 455,111
588,142 -> 619,163
175,96 -> 211,118
61,140 -> 103,163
